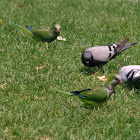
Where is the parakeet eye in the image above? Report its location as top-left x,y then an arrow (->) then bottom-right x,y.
114,77 -> 118,80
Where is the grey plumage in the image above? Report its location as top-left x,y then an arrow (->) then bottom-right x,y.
118,42 -> 137,52
81,38 -> 137,69
119,65 -> 140,88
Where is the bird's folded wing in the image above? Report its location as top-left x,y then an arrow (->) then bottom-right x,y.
32,28 -> 51,39
86,88 -> 108,103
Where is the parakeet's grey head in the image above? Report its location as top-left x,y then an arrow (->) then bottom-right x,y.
52,24 -> 60,33
108,74 -> 122,90
106,74 -> 122,99
114,74 -> 122,81
81,51 -> 95,67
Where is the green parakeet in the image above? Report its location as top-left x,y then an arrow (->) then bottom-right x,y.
9,21 -> 60,43
53,74 -> 121,107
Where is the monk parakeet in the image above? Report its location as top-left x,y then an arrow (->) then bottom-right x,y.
9,21 -> 60,43
81,38 -> 137,70
53,74 -> 121,107
119,65 -> 140,88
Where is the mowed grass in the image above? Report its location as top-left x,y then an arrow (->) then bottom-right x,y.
0,0 -> 140,139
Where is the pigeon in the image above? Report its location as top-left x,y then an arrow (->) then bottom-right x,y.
119,65 -> 140,88
53,74 -> 121,107
9,21 -> 60,43
81,38 -> 137,70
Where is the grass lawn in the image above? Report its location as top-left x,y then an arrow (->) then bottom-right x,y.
0,0 -> 140,139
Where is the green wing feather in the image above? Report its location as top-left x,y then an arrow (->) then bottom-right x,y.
9,21 -> 34,38
32,28 -> 51,41
80,99 -> 101,108
86,87 -> 108,103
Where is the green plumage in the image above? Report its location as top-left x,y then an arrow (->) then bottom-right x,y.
9,21 -> 35,38
32,28 -> 52,42
9,21 -> 60,43
53,74 -> 121,108
84,88 -> 108,102
53,87 -> 108,107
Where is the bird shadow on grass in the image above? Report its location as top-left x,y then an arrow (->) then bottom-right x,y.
123,84 -> 140,94
79,67 -> 97,75
82,104 -> 102,110
79,66 -> 105,75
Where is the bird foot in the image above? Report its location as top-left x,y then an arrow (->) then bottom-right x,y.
93,72 -> 97,75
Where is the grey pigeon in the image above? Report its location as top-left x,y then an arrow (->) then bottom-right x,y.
119,65 -> 140,88
81,38 -> 137,70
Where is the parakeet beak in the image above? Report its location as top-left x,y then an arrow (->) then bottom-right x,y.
118,80 -> 121,84
56,29 -> 59,32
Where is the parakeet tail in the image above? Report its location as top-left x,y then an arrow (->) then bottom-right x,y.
25,26 -> 35,35
53,88 -> 73,96
9,21 -> 34,37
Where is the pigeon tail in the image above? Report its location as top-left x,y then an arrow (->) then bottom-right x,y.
118,41 -> 137,53
117,38 -> 129,45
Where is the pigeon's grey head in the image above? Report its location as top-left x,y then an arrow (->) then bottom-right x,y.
81,51 -> 94,67
52,24 -> 61,33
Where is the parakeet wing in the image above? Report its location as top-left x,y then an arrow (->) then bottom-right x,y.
80,98 -> 101,108
84,87 -> 108,103
32,28 -> 51,41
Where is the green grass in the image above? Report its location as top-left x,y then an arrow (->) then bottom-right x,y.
0,0 -> 140,139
